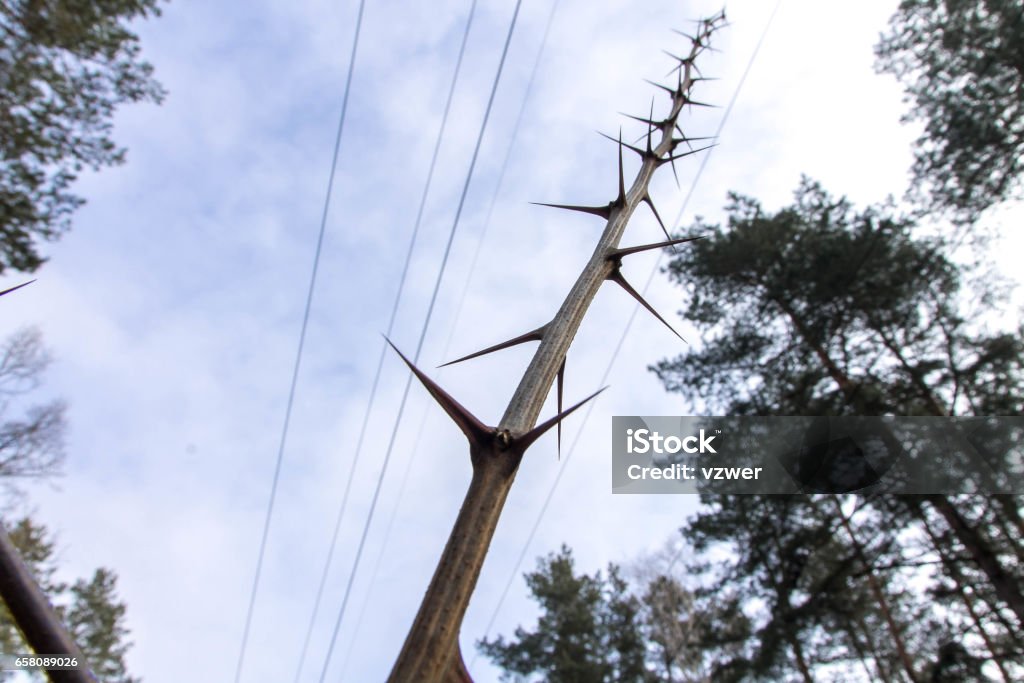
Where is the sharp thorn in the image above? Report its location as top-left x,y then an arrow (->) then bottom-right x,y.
641,193 -> 671,243
682,98 -> 717,108
607,270 -> 685,342
662,49 -> 695,65
439,325 -> 546,367
643,78 -> 675,96
531,201 -> 612,220
517,386 -> 608,454
0,280 -> 36,298
385,337 -> 493,447
671,134 -> 717,149
597,131 -> 645,158
617,128 -> 626,206
661,143 -> 717,165
556,357 -> 565,458
668,152 -> 680,188
608,235 -> 704,260
619,112 -> 660,128
646,98 -> 656,155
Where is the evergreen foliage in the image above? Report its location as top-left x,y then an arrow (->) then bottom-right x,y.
875,0 -> 1024,223
0,0 -> 166,274
649,179 -> 1024,681
478,545 -> 748,682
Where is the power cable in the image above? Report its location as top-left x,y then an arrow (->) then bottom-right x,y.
316,1 -> 525,680
468,1 -> 783,671
290,2 -> 480,680
233,2 -> 367,681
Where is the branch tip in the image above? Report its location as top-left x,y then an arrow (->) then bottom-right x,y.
0,280 -> 36,298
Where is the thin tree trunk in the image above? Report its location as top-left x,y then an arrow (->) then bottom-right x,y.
918,508 -> 1013,683
923,494 -> 1024,627
825,496 -> 919,683
851,610 -> 893,683
788,633 -> 815,683
840,609 -> 890,683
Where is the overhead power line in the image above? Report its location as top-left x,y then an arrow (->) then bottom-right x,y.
233,2 -> 367,681
316,1 -> 526,680
468,1 -> 783,673
290,1 -> 480,680
335,1 -> 563,676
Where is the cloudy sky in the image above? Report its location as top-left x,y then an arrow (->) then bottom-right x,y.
3,0 -> 1021,680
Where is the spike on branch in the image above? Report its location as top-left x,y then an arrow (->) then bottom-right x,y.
439,325 -> 547,367
659,143 -> 717,167
0,280 -> 35,298
619,111 -> 662,129
516,387 -> 607,455
663,51 -> 702,79
644,78 -> 676,98
640,193 -> 673,243
662,49 -> 695,67
531,201 -> 612,220
671,27 -> 721,53
598,131 -> 646,159
670,29 -> 700,44
616,129 -> 626,206
681,97 -> 717,109
669,134 -> 716,152
667,153 -> 681,188
644,99 -> 656,157
385,337 -> 493,448
606,268 -> 685,342
607,235 -> 704,262
556,357 -> 565,457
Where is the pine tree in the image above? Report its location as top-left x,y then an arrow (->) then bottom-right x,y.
477,545 -> 649,683
0,0 -> 166,273
651,179 -> 1024,680
479,545 -> 750,683
875,0 -> 1024,224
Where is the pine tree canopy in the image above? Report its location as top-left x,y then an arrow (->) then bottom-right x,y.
0,0 -> 165,274
875,0 -> 1024,224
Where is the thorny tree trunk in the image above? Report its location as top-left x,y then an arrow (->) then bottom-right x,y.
386,14 -> 727,682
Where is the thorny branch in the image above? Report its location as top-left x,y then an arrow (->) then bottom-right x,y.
385,13 -> 726,682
